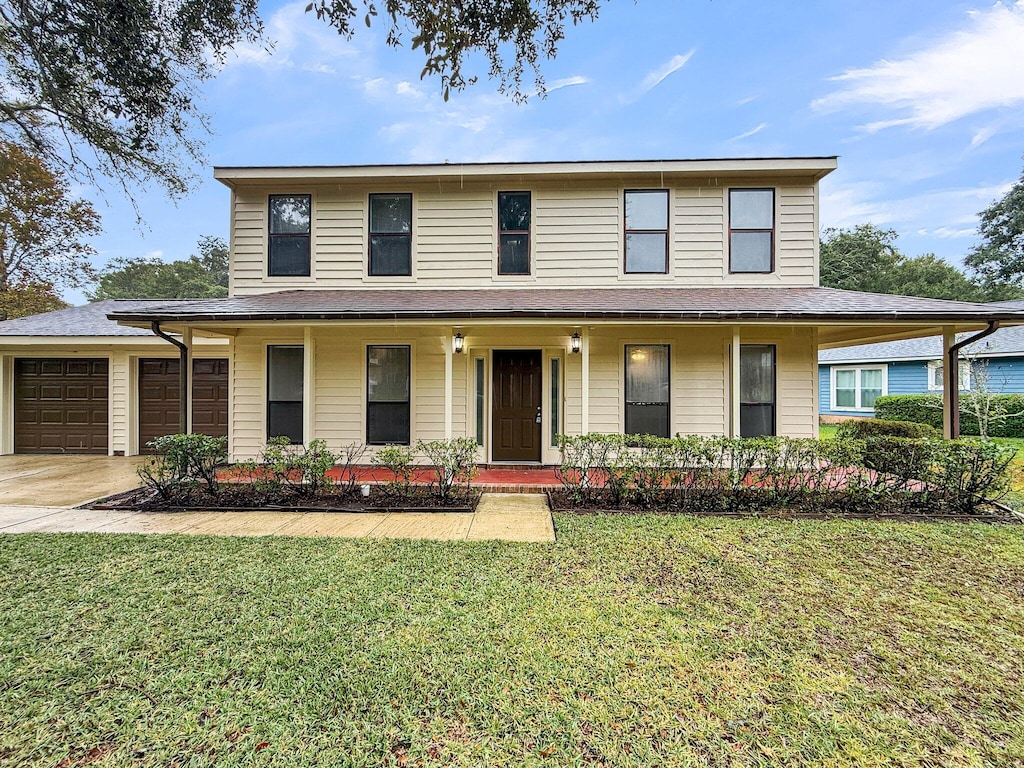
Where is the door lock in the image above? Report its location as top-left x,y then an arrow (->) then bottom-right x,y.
535,406 -> 542,424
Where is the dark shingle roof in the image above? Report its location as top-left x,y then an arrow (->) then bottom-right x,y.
0,300 -> 192,336
820,324 -> 1024,363
107,287 -> 1024,323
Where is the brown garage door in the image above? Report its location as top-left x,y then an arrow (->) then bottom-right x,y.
138,358 -> 228,452
15,358 -> 109,454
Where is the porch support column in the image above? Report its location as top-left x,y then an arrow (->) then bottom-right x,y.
303,327 -> 314,446
444,329 -> 453,439
942,326 -> 955,439
183,327 -> 194,434
581,327 -> 590,433
729,327 -> 741,437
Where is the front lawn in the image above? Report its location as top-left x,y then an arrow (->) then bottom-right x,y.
2,517 -> 1023,766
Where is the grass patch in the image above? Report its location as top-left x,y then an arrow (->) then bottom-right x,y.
2,518 -> 1023,766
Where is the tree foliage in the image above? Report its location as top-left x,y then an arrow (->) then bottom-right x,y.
0,0 -> 262,197
819,224 -> 1016,301
0,283 -> 68,320
88,236 -> 229,300
0,140 -> 100,294
0,0 -> 604,196
964,162 -> 1024,289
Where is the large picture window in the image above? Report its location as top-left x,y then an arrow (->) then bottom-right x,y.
367,345 -> 411,444
267,345 -> 303,442
729,189 -> 774,273
625,344 -> 670,438
498,191 -> 531,275
624,190 -> 669,274
369,193 -> 412,276
832,366 -> 886,410
268,195 -> 311,276
740,344 -> 775,437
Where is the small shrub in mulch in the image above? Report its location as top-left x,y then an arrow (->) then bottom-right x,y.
551,433 -> 1019,521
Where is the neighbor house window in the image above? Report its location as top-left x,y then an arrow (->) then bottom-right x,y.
268,195 -> 311,276
267,345 -> 303,443
831,366 -> 886,411
625,344 -> 670,437
740,345 -> 775,436
498,191 -> 531,275
927,360 -> 971,391
729,189 -> 774,273
624,190 -> 669,273
367,345 -> 410,444
369,193 -> 412,276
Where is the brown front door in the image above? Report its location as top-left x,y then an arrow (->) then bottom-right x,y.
14,358 -> 109,454
491,350 -> 542,462
138,358 -> 229,452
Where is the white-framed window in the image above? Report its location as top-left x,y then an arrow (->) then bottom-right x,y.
830,365 -> 886,411
927,360 -> 971,391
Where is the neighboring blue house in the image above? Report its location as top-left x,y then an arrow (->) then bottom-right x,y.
819,300 -> 1024,418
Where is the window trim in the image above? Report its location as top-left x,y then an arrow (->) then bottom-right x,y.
830,364 -> 888,412
266,344 -> 304,442
497,191 -> 532,276
624,343 -> 671,438
623,189 -> 670,275
927,359 -> 972,391
728,188 -> 775,275
368,192 -> 414,277
366,344 -> 412,445
267,194 -> 312,278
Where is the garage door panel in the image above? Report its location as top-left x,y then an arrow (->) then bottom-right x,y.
15,358 -> 109,454
138,358 -> 229,452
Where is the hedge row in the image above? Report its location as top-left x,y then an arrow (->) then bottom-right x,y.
556,433 -> 1016,516
873,394 -> 1024,438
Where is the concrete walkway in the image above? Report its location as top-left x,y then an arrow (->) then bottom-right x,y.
0,493 -> 555,543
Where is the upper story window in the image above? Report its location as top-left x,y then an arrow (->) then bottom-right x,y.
369,193 -> 412,276
268,195 -> 311,277
498,191 -> 531,275
729,189 -> 774,273
624,190 -> 669,274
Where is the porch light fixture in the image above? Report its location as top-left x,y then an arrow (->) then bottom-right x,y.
453,332 -> 465,354
570,331 -> 582,354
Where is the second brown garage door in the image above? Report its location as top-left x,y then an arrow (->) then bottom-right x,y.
138,358 -> 228,451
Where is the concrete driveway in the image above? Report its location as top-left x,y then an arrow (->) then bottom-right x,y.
0,455 -> 145,507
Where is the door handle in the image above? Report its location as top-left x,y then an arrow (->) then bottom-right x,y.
535,406 -> 542,424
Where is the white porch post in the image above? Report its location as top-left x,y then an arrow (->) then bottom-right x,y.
581,327 -> 590,433
303,326 -> 314,446
444,329 -> 453,439
729,327 -> 741,437
182,327 -> 193,434
942,325 -> 955,439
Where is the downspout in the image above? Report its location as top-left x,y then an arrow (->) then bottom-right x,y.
151,321 -> 189,434
947,320 -> 1000,439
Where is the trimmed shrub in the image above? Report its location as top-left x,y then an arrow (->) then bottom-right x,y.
138,433 -> 227,499
375,444 -> 416,497
933,439 -> 1017,515
837,418 -> 940,440
874,394 -> 1024,438
418,437 -> 478,501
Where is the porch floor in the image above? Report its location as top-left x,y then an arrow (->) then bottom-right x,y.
336,466 -> 562,493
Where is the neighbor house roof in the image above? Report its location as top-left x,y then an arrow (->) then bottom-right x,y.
0,300 -> 192,337
819,324 -> 1024,364
214,156 -> 839,186
107,287 -> 1024,324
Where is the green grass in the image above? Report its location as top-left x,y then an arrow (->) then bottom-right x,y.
2,519 -> 1024,767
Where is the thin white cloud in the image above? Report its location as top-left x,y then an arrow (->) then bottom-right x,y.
813,2 -> 1024,132
622,50 -> 695,103
547,75 -> 590,92
734,95 -> 757,107
729,122 -> 768,141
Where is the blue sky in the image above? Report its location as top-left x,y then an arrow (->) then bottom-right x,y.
72,0 -> 1024,303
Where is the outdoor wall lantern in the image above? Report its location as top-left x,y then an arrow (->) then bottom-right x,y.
570,331 -> 582,354
453,332 -> 465,354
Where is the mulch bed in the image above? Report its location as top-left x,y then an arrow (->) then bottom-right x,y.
546,490 -> 1023,524
89,485 -> 481,514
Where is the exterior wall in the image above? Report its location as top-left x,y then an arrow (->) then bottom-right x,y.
229,179 -> 820,296
818,357 -> 1024,417
0,339 -> 230,456
227,322 -> 818,463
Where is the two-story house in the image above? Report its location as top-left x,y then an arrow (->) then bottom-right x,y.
1,158 -> 1018,460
